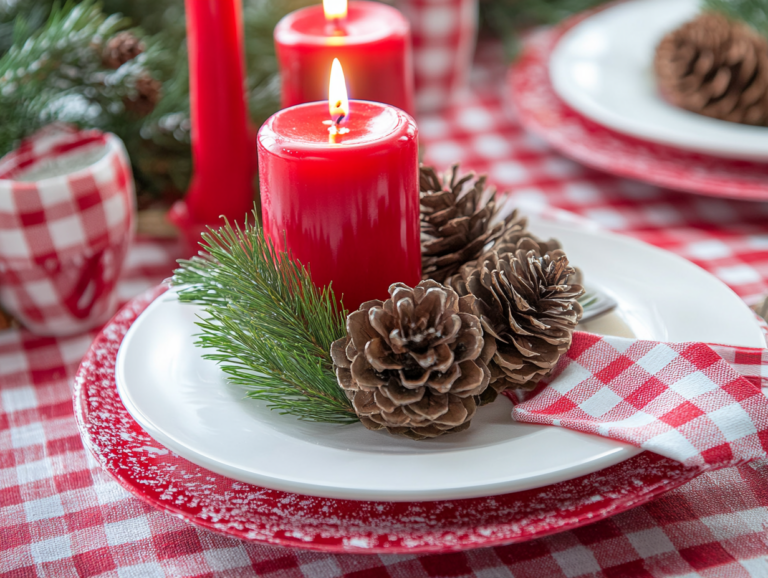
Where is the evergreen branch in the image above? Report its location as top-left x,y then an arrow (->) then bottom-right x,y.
703,0 -> 768,38
0,0 -> 51,55
480,0 -> 611,57
172,213 -> 358,424
0,0 -> 139,155
0,0 -> 316,199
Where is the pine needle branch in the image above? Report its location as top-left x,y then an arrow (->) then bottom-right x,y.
703,0 -> 768,38
0,1 -> 145,156
172,213 -> 358,424
480,0 -> 611,57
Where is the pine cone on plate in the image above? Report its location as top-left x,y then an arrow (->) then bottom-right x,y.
102,31 -> 145,69
654,12 -> 768,126
420,164 -> 527,283
448,236 -> 584,404
484,222 -> 564,258
331,281 -> 491,440
123,73 -> 162,117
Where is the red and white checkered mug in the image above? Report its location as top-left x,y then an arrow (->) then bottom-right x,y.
0,126 -> 135,336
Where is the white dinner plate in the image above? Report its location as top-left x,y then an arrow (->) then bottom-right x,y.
549,0 -> 768,160
115,217 -> 765,501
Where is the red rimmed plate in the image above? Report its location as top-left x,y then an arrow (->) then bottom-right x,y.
507,15 -> 768,201
73,285 -> 703,554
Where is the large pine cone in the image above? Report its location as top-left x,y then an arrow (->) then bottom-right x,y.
331,281 -> 491,440
655,12 -> 768,126
420,164 -> 526,283
448,237 -> 583,403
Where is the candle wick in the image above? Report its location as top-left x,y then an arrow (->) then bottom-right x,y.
326,18 -> 347,35
326,116 -> 350,139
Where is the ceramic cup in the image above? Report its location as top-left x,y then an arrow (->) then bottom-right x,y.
0,126 -> 135,336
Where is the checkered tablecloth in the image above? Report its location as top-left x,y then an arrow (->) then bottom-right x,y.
3,50 -> 768,578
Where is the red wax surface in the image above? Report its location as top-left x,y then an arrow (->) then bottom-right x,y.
257,101 -> 420,310
183,0 -> 254,224
274,1 -> 415,116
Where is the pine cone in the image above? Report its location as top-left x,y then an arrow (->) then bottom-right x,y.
448,237 -> 583,403
123,74 -> 162,117
331,281 -> 491,440
102,31 -> 145,69
655,12 -> 768,126
0,307 -> 13,331
420,164 -> 527,283
485,222 -> 564,258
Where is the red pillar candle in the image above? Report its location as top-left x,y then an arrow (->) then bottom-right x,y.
170,0 -> 255,249
274,0 -> 415,116
257,61 -> 420,310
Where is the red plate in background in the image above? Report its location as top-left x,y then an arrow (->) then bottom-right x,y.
508,17 -> 768,201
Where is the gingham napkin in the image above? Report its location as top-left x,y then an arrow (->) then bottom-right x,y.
510,330 -> 768,469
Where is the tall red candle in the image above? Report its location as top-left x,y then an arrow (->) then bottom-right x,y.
170,0 -> 255,247
274,0 -> 415,116
257,65 -> 420,310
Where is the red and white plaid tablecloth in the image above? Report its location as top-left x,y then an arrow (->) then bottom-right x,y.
3,52 -> 768,577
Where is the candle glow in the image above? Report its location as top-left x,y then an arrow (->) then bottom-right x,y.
274,1 -> 415,115
328,58 -> 349,130
323,0 -> 348,20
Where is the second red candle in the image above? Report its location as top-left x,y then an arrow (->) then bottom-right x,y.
274,1 -> 415,116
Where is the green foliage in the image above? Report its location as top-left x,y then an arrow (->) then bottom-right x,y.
0,1 -> 144,157
481,0 -> 768,56
704,0 -> 768,37
480,0 -> 611,56
172,214 -> 358,424
0,0 -> 314,200
108,0 -> 316,196
0,0 -> 53,55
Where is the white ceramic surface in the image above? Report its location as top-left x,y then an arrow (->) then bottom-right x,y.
115,218 -> 765,501
549,0 -> 768,160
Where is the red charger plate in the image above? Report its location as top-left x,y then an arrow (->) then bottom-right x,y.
508,16 -> 768,201
73,286 -> 702,553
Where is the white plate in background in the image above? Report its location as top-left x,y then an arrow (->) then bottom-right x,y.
549,0 -> 768,160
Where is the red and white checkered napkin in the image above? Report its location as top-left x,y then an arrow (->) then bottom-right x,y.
511,331 -> 768,469
0,124 -> 135,336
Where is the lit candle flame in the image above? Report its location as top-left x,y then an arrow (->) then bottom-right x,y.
328,58 -> 349,131
323,0 -> 348,20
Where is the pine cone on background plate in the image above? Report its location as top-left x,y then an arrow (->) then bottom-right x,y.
654,12 -> 768,126
448,236 -> 584,405
420,164 -> 527,283
331,281 -> 491,440
102,31 -> 145,69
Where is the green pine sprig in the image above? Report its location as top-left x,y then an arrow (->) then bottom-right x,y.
703,0 -> 768,38
0,1 -> 151,156
480,0 -> 612,57
171,214 -> 358,424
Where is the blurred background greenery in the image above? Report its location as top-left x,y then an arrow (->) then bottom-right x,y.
2,0 -> 763,204
0,0 -> 642,205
